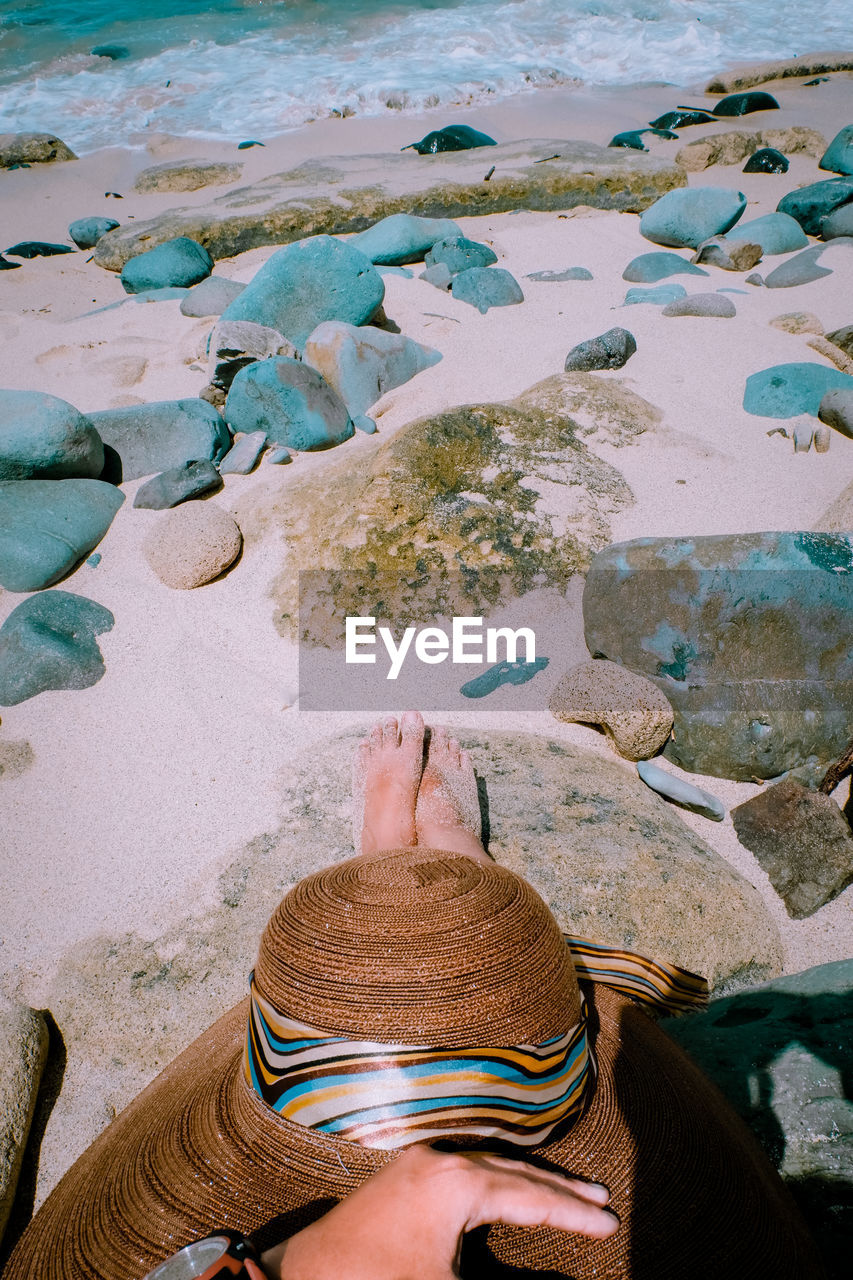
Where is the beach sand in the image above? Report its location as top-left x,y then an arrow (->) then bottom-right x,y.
1,65 -> 852,1212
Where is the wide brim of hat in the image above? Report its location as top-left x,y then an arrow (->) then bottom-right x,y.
6,981 -> 823,1280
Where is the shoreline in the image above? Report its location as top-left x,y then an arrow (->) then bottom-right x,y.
1,51 -> 852,1215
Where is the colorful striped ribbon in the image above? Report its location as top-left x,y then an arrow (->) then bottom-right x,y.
244,937 -> 706,1150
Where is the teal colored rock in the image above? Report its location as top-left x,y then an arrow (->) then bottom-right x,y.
0,590 -> 114,705
220,235 -> 384,351
819,124 -> 853,175
732,212 -> 808,255
822,202 -> 853,239
132,459 -> 221,509
623,251 -> 709,282
713,91 -> 780,116
68,216 -> 119,248
225,357 -> 353,451
179,275 -> 246,317
120,236 -> 213,294
667,960 -> 853,1277
0,389 -> 104,480
402,124 -> 496,155
451,266 -> 523,313
744,363 -> 853,418
424,235 -> 497,275
88,399 -> 231,481
624,283 -> 687,305
302,320 -> 441,417
650,110 -> 716,129
0,479 -> 124,592
763,247 -> 833,288
640,187 -> 747,249
584,531 -> 853,779
349,214 -> 461,265
219,430 -> 267,474
608,130 -> 649,151
777,177 -> 853,236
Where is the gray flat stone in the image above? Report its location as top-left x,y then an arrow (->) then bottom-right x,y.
91,140 -> 687,271
88,399 -> 232,481
179,275 -> 246,317
132,459 -> 221,509
661,292 -> 737,317
218,430 -> 267,475
764,246 -> 834,288
668,959 -> 853,1279
0,479 -> 124,592
622,251 -> 709,282
0,590 -> 115,704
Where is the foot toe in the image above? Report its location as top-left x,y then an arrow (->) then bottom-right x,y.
400,709 -> 425,742
382,715 -> 399,748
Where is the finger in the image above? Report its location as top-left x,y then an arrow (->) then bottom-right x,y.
462,1164 -> 620,1239
463,1153 -> 611,1205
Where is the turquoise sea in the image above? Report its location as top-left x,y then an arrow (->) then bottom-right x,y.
0,1 -> 850,152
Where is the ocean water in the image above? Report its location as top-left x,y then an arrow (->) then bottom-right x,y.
0,0 -> 849,153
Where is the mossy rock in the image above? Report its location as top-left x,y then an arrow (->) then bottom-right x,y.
241,400 -> 632,640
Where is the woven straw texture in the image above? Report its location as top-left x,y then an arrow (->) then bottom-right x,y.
5,849 -> 825,1280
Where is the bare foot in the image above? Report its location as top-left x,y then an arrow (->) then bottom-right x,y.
354,711 -> 426,856
415,727 -> 490,863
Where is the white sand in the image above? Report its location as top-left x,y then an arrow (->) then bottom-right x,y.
1,67 -> 853,1198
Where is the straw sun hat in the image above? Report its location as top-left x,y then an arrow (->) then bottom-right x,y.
7,848 -> 822,1279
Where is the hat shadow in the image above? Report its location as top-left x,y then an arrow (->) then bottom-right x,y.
662,985 -> 852,1280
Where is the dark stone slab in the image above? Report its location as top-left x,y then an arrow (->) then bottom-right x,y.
777,176 -> 853,236
583,532 -> 853,780
565,327 -> 636,371
132,459 -> 222,509
732,777 -> 853,917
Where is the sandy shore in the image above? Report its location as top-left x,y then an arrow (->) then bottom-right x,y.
1,63 -> 853,1210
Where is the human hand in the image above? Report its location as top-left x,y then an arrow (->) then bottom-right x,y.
261,1143 -> 619,1280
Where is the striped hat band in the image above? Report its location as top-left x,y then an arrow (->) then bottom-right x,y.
244,934 -> 706,1149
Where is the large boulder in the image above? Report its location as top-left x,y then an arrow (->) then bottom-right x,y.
640,187 -> 747,249
0,132 -> 76,167
303,320 -> 441,417
349,213 -> 462,265
0,999 -> 48,1242
87,399 -> 231,481
133,160 -> 242,193
219,235 -> 384,352
777,177 -> 853,236
120,237 -> 213,294
0,591 -> 115,704
668,960 -> 853,1278
0,479 -> 124,592
583,532 -> 853,780
91,140 -> 686,270
246,398 -> 632,634
224,357 -> 354,451
819,125 -> 853,176
0,390 -> 104,481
